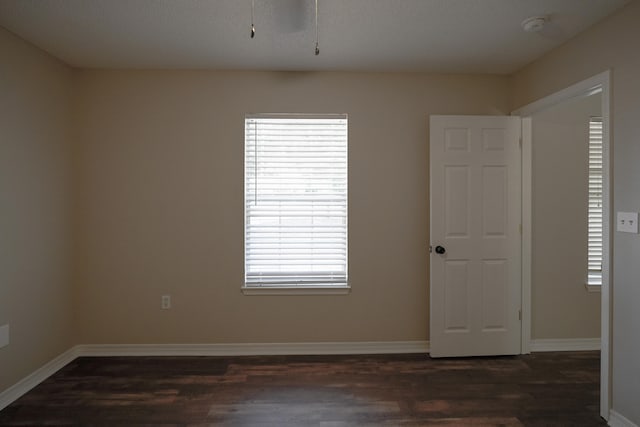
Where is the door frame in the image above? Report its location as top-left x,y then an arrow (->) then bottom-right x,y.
512,70 -> 612,420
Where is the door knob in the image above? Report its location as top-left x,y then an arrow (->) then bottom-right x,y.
435,245 -> 446,254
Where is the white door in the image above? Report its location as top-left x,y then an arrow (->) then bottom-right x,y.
430,115 -> 522,357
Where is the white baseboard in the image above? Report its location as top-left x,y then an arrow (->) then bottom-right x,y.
76,340 -> 431,357
610,410 -> 639,427
530,338 -> 601,352
0,346 -> 79,411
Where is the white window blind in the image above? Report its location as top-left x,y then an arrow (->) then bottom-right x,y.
588,117 -> 603,285
244,114 -> 348,287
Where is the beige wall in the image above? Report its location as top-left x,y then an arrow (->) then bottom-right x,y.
511,1 -> 640,423
531,94 -> 601,339
72,70 -> 510,345
3,2 -> 634,410
0,28 -> 74,392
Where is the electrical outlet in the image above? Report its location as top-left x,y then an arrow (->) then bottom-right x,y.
0,324 -> 9,348
161,295 -> 171,309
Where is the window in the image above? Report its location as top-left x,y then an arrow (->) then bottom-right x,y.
587,117 -> 603,286
244,114 -> 348,292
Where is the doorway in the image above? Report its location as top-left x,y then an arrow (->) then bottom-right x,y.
513,71 -> 612,420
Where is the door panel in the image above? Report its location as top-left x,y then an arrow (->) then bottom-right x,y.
430,115 -> 521,358
444,260 -> 470,332
482,260 -> 507,330
444,166 -> 470,236
482,166 -> 507,236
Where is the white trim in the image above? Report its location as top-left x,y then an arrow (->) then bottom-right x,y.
0,346 -> 79,411
600,70 -> 612,421
511,71 -> 608,117
246,113 -> 348,120
241,285 -> 351,296
530,338 -> 601,352
76,341 -> 430,357
512,70 -> 612,420
609,410 -> 639,427
521,117 -> 532,354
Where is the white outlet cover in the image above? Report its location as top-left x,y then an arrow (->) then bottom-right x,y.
617,212 -> 639,233
161,295 -> 171,309
0,324 -> 9,348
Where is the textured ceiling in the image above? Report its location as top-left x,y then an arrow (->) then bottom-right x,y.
0,0 -> 630,73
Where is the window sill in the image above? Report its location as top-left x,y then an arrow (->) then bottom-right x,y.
242,285 -> 351,296
585,282 -> 602,293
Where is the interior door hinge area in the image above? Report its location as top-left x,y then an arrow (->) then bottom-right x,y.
519,309 -> 522,321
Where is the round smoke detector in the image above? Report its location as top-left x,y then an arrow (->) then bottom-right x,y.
521,16 -> 548,33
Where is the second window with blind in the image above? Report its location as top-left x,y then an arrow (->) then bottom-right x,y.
587,117 -> 603,286
244,114 -> 348,291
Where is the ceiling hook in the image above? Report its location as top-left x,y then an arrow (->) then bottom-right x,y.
250,0 -> 256,38
314,0 -> 319,55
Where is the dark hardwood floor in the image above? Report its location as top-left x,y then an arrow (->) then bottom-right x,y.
0,351 -> 605,426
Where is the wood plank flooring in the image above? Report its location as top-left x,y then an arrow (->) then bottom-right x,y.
0,351 -> 605,426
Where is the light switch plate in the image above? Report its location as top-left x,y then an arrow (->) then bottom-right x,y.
0,324 -> 9,348
617,212 -> 639,233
